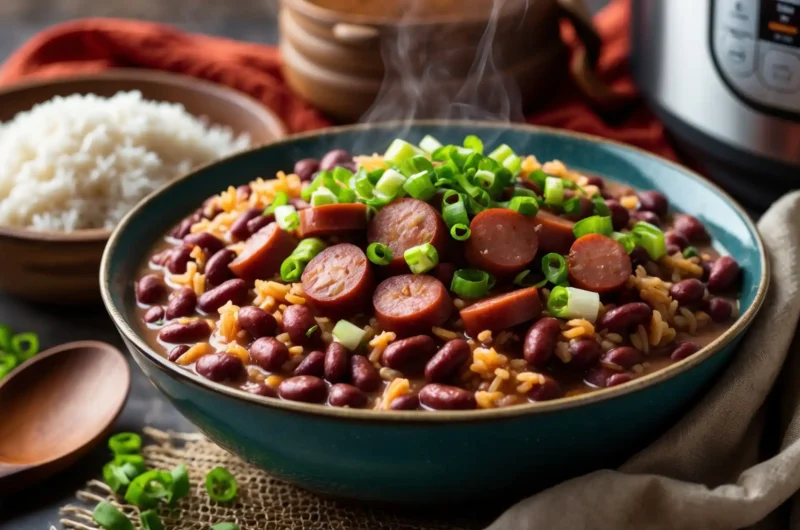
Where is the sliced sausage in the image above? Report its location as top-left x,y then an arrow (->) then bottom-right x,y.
367,198 -> 447,272
301,243 -> 374,318
532,210 -> 575,254
459,286 -> 542,337
464,209 -> 539,276
298,203 -> 368,238
228,223 -> 298,282
373,275 -> 452,336
568,234 -> 632,293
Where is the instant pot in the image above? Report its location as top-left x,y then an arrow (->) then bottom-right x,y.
631,0 -> 800,210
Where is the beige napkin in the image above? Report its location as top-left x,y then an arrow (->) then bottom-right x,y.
487,191 -> 800,530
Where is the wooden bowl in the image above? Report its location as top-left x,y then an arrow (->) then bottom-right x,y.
0,69 -> 287,304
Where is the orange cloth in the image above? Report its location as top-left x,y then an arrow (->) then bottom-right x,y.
0,0 -> 675,160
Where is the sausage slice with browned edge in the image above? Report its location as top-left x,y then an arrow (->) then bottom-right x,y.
532,210 -> 575,254
373,274 -> 452,336
367,198 -> 447,272
459,286 -> 542,337
302,243 -> 374,318
465,208 -> 538,276
299,203 -> 368,238
228,223 -> 298,282
568,233 -> 632,293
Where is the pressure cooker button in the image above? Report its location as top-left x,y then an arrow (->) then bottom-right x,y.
761,50 -> 800,91
719,32 -> 755,76
716,0 -> 758,33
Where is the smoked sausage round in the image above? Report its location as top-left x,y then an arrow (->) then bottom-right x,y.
464,208 -> 538,276
299,203 -> 368,238
532,210 -> 575,255
373,274 -> 452,336
459,286 -> 542,337
228,223 -> 298,282
568,234 -> 632,293
302,243 -> 374,318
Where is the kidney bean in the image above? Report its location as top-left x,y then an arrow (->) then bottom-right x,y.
171,217 -> 194,239
205,249 -> 237,287
419,384 -> 477,410
673,214 -> 708,242
144,305 -> 165,324
282,305 -> 319,345
166,287 -> 197,319
607,373 -> 633,387
229,208 -> 263,242
523,317 -> 561,368
247,383 -> 277,398
669,279 -> 706,306
605,199 -> 629,231
350,355 -> 380,392
666,244 -> 681,256
150,249 -> 171,267
328,384 -> 367,408
158,320 -> 211,343
250,337 -> 290,372
390,394 -> 420,410
278,375 -> 328,403
201,197 -> 223,220
247,214 -> 274,235
584,367 -> 617,388
637,191 -> 668,217
167,245 -> 193,274
289,197 -> 311,211
136,274 -> 165,305
706,297 -> 734,323
197,279 -> 248,313
708,256 -> 740,293
631,210 -> 660,226
324,342 -> 350,383
586,176 -> 604,190
196,353 -> 245,382
602,346 -> 641,369
665,231 -> 689,250
433,263 -> 456,287
167,345 -> 190,362
238,306 -> 277,339
671,341 -> 700,361
425,339 -> 471,382
629,247 -> 650,269
567,338 -> 602,369
382,335 -> 437,371
294,351 -> 325,377
294,158 -> 321,181
236,184 -> 251,200
320,149 -> 353,171
528,376 -> 562,401
597,303 -> 653,333
701,260 -> 713,282
184,232 -> 225,256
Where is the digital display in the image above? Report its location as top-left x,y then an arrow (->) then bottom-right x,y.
760,0 -> 800,47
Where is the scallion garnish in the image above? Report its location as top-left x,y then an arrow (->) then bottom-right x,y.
488,144 -> 514,163
167,464 -> 190,506
419,135 -> 443,154
544,177 -> 565,205
450,269 -> 492,298
632,221 -> 667,260
306,325 -> 319,337
274,205 -> 299,231
404,243 -> 439,274
109,433 -> 142,455
503,155 -> 522,175
683,246 -> 699,258
211,524 -> 241,530
463,135 -> 484,154
103,454 -> 146,493
547,286 -> 601,323
592,195 -> 610,216
332,319 -> 366,350
0,352 -> 17,380
93,501 -> 134,530
450,224 -> 471,241
513,269 -> 546,288
403,170 -> 436,200
0,325 -> 12,352
611,231 -> 636,253
562,196 -> 583,215
442,191 -> 470,229
264,191 -> 288,215
374,168 -> 406,199
507,196 -> 539,217
125,470 -> 174,508
366,242 -> 393,266
280,238 -> 326,282
310,187 -> 338,207
206,467 -> 237,503
527,169 -> 548,191
384,139 -> 422,165
573,215 -> 613,238
541,253 -> 568,285
140,510 -> 165,530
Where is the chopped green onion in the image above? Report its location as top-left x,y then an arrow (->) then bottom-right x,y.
612,232 -> 636,253
280,238 -> 326,281
419,135 -> 443,154
683,246 -> 699,258
10,332 -> 38,361
450,224 -> 471,241
544,177 -> 565,205
513,270 -> 545,288
562,196 -> 583,215
592,195 -> 610,216
140,510 -> 165,530
512,187 -> 538,198
102,454 -> 146,493
473,169 -> 495,190
374,168 -> 407,199
403,170 -> 436,200
274,205 -> 299,231
279,258 -> 304,282
573,215 -> 613,238
206,467 -> 237,503
0,325 -> 12,352
306,325 -> 319,337
507,196 -> 539,217
294,238 -> 326,260
301,172 -> 325,202
463,135 -> 484,154
264,191 -> 288,215
332,320 -> 366,351
0,352 -> 17,379
93,502 -> 134,530
353,170 -> 375,199
211,524 -> 241,530
547,286 -> 601,323
109,433 -> 142,455
503,155 -> 522,175
125,470 -> 174,509
384,139 -> 422,164
168,464 -> 190,505
527,169 -> 548,191
541,253 -> 568,285
310,187 -> 338,207
404,243 -> 439,274
442,192 -> 469,228
450,269 -> 492,298
366,242 -> 393,266
632,221 -> 667,260
488,144 -> 514,163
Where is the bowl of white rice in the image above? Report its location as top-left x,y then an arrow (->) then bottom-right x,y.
0,69 -> 286,303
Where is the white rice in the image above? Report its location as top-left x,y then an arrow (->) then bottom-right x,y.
0,91 -> 250,231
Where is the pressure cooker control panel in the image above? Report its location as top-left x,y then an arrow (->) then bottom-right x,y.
712,0 -> 800,115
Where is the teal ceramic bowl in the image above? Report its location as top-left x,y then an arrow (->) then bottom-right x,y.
101,121 -> 768,504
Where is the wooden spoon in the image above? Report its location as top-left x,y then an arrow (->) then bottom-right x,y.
0,341 -> 130,494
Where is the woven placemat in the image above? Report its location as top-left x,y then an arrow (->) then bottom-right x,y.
58,428 -> 492,530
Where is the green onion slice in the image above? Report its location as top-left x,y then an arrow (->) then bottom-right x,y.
573,215 -> 613,238
450,224 -> 471,241
527,169 -> 548,191
102,454 -> 146,493
374,168 -> 406,199
367,242 -> 393,266
404,243 -> 439,274
547,286 -> 601,323
442,192 -> 469,229
503,155 -> 522,175
274,205 -> 299,231
450,269 -> 492,298
264,191 -> 288,215
306,325 -> 319,337
140,510 -> 165,530
279,258 -> 304,283
10,332 -> 39,361
211,524 -> 241,530
513,269 -> 546,288
0,325 -> 12,352
544,177 -> 565,205
206,467 -> 238,503
332,320 -> 366,351
562,196 -> 583,215
384,138 -> 422,164
125,470 -> 174,509
168,464 -> 190,505
463,135 -> 484,154
611,232 -> 636,254
109,433 -> 142,455
488,144 -> 514,163
294,238 -> 326,260
507,196 -> 539,217
0,352 -> 18,380
93,501 -> 134,530
310,187 -> 338,207
592,195 -> 610,216
403,170 -> 436,201
419,135 -> 443,154
632,221 -> 667,260
683,246 -> 699,258
541,253 -> 568,285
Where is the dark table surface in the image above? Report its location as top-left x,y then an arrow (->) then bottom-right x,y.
0,1 -> 612,528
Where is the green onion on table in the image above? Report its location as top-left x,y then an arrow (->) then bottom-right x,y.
0,325 -> 40,381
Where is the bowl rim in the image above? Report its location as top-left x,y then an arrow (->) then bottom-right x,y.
0,68 -> 287,244
101,120 -> 770,424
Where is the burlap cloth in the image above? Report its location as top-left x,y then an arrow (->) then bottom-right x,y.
58,192 -> 800,529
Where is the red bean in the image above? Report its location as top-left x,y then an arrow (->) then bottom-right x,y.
196,353 -> 245,382
567,338 -> 602,369
144,306 -> 165,324
236,185 -> 252,200
607,373 -> 633,387
701,260 -> 712,282
708,256 -> 740,293
289,197 -> 311,211
247,383 -> 277,398
631,210 -> 660,226
669,279 -> 706,306
673,214 -> 708,242
166,288 -> 197,320
168,345 -> 189,362
171,217 -> 194,239
158,320 -> 211,343
294,351 -> 325,377
184,232 -> 225,255
281,305 -> 319,345
246,214 -> 273,235
167,245 -> 193,274
666,244 -> 681,256
605,200 -> 629,231
278,376 -> 328,403
523,317 -> 561,368
671,341 -> 700,361
602,346 -> 641,369
665,231 -> 689,250
150,249 -> 171,267
197,279 -> 248,313
350,355 -> 380,392
706,297 -> 734,323
320,149 -> 353,171
324,342 -> 350,383
527,376 -> 562,401
419,384 -> 477,410
250,337 -> 290,372
586,176 -> 604,189
637,191 -> 668,217
597,303 -> 652,333
229,208 -> 263,242
630,247 -> 650,269
136,274 -> 165,305
584,367 -> 618,388
328,384 -> 367,408
389,394 -> 420,410
237,306 -> 277,339
382,335 -> 437,371
294,158 -> 320,181
425,339 -> 471,382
